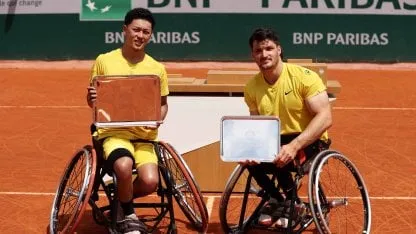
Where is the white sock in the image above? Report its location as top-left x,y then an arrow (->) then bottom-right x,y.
125,213 -> 138,220
124,231 -> 141,234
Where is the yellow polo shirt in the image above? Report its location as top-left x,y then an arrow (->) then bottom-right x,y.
244,63 -> 328,142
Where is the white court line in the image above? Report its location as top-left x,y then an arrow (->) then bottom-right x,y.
0,105 -> 88,109
367,197 -> 416,200
225,195 -> 416,200
0,191 -> 156,197
0,105 -> 415,111
333,107 -> 416,111
0,192 -> 56,196
205,196 -> 215,219
0,192 -> 415,200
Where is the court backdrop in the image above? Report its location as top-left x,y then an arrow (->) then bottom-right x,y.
0,0 -> 415,61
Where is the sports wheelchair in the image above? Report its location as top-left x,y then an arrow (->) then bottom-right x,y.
219,149 -> 372,234
49,132 -> 209,234
49,74 -> 209,233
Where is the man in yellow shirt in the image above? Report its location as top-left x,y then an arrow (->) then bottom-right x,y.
243,28 -> 332,228
86,8 -> 168,234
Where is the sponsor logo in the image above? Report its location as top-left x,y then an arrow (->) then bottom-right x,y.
80,0 -> 130,21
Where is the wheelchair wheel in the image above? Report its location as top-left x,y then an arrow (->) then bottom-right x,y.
219,164 -> 265,233
50,145 -> 97,234
308,150 -> 371,234
157,142 -> 209,233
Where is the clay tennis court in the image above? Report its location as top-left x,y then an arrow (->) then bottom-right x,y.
0,61 -> 415,233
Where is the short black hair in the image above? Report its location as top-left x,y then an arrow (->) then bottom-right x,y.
124,8 -> 155,29
249,28 -> 280,49
249,27 -> 283,58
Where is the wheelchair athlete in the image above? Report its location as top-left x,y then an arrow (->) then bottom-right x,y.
86,8 -> 169,234
241,27 -> 333,228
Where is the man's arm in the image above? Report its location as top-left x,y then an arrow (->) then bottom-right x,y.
145,95 -> 168,130
161,95 -> 168,120
87,57 -> 101,108
292,91 -> 332,149
274,91 -> 332,167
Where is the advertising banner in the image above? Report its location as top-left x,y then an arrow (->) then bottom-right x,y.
1,0 -> 415,15
0,0 -> 415,61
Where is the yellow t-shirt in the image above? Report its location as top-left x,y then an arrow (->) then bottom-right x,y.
244,63 -> 329,142
90,48 -> 169,140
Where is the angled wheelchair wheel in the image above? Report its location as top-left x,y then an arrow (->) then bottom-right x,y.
308,150 -> 371,234
157,142 -> 209,233
50,145 -> 97,234
219,164 -> 266,234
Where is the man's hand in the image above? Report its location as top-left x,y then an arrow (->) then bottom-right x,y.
238,159 -> 260,166
143,125 -> 159,130
143,121 -> 163,130
273,141 -> 300,168
87,86 -> 97,107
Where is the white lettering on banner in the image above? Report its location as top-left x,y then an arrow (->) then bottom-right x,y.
293,32 -> 389,45
327,33 -> 389,45
105,31 -> 201,44
293,32 -> 324,44
147,0 -> 210,8
134,0 -> 416,15
0,0 -> 415,15
0,0 -> 78,14
150,31 -> 200,44
105,32 -> 124,44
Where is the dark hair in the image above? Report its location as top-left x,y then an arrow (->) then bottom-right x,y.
249,27 -> 283,59
249,28 -> 280,49
124,8 -> 155,29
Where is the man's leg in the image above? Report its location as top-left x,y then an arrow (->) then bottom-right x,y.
247,163 -> 285,201
132,142 -> 159,198
113,157 -> 136,216
276,164 -> 297,201
248,163 -> 290,226
103,137 -> 136,218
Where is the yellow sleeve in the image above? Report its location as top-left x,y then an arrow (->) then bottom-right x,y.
244,82 -> 258,113
300,69 -> 326,98
90,55 -> 103,85
159,65 -> 169,96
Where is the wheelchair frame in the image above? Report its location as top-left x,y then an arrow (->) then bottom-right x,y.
219,149 -> 371,234
49,139 -> 209,234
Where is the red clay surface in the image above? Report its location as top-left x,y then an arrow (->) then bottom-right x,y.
0,62 -> 415,233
